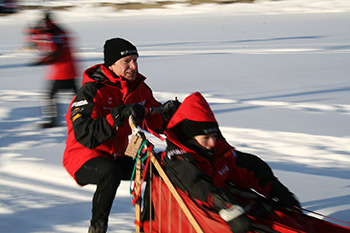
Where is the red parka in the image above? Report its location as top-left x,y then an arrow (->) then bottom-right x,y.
163,92 -> 278,209
63,64 -> 163,182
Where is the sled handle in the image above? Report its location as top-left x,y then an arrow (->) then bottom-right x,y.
129,115 -> 137,131
128,116 -> 142,233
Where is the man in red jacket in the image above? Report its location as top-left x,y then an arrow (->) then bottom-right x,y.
27,11 -> 78,128
63,38 -> 171,233
163,92 -> 301,233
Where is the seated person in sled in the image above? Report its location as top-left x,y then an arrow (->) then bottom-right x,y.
162,92 -> 301,233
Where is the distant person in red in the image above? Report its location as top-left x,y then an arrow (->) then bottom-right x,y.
26,11 -> 78,128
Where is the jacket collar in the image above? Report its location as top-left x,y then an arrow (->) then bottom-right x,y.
82,64 -> 146,90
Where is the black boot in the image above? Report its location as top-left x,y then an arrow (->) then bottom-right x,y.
39,117 -> 56,128
88,223 -> 107,233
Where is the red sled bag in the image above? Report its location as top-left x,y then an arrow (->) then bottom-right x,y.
141,174 -> 232,233
140,174 -> 349,233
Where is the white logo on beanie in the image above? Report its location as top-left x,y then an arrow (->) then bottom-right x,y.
120,49 -> 138,56
203,127 -> 219,135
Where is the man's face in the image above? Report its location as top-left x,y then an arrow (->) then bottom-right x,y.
108,54 -> 138,82
192,134 -> 217,151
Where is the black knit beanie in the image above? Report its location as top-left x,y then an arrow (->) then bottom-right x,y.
103,38 -> 138,67
181,120 -> 219,140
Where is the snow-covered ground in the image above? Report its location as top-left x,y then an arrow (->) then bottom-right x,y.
0,0 -> 349,232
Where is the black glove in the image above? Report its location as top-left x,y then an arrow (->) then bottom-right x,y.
219,205 -> 250,233
270,181 -> 301,211
211,191 -> 250,233
162,98 -> 181,121
111,103 -> 145,127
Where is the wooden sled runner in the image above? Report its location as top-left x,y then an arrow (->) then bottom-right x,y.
125,116 -> 350,233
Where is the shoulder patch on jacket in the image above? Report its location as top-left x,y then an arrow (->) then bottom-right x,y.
71,107 -> 83,122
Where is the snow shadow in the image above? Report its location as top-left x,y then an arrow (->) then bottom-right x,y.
223,35 -> 325,44
0,105 -> 68,150
303,195 -> 350,228
239,86 -> 350,102
0,167 -> 135,233
0,63 -> 30,70
0,193 -> 134,233
303,195 -> 350,213
267,162 -> 349,180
